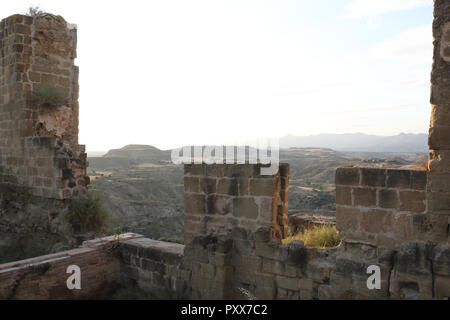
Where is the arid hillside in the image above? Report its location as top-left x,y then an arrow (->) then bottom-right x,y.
87,145 -> 427,242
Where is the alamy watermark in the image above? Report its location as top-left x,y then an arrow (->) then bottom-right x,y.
66,265 -> 81,290
171,138 -> 280,175
366,265 -> 381,290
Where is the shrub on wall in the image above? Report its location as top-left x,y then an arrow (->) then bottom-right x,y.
29,85 -> 68,109
24,5 -> 45,17
67,191 -> 109,234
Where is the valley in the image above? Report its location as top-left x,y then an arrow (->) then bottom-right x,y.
88,145 -> 427,242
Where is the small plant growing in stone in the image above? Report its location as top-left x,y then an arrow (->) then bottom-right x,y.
25,5 -> 45,17
237,288 -> 256,300
29,85 -> 67,109
67,190 -> 109,234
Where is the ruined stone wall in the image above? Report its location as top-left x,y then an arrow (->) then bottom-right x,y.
334,167 -> 438,247
0,13 -> 88,198
119,237 -> 190,299
0,14 -> 89,262
1,230 -> 448,300
183,163 -> 289,245
0,234 -> 142,299
333,167 -> 449,299
181,164 -> 332,299
428,0 -> 450,244
180,163 -> 449,300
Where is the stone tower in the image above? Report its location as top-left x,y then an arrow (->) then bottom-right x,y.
0,13 -> 89,262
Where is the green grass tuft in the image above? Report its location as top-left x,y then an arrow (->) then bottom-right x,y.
29,85 -> 67,109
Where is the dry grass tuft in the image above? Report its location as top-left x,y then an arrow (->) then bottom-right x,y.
282,225 -> 341,248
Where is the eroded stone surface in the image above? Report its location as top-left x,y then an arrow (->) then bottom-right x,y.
36,106 -> 72,137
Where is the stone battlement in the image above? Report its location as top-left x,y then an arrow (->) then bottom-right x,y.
183,163 -> 289,244
335,167 -> 445,247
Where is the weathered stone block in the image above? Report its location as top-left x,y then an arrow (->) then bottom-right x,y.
360,209 -> 393,234
275,275 -> 300,291
184,164 -> 205,176
233,238 -> 254,256
393,213 -> 414,240
232,254 -> 262,272
335,167 -> 360,186
254,239 -> 284,261
205,164 -> 224,177
435,275 -> 450,299
184,193 -> 205,214
234,269 -> 256,285
262,259 -> 286,275
336,206 -> 361,233
432,244 -> 450,276
217,178 -> 238,195
233,197 -> 258,219
184,176 -> 199,193
429,126 -> 450,150
249,178 -> 276,197
428,191 -> 450,212
360,168 -> 386,187
410,170 -> 427,190
258,197 -> 274,223
389,242 -> 434,300
387,169 -> 411,189
399,191 -> 426,213
412,213 -> 448,243
428,172 -> 450,192
214,265 -> 233,282
224,164 -> 254,178
255,285 -> 276,299
378,189 -> 399,209
430,104 -> 450,127
333,257 -> 368,298
207,195 -> 232,215
14,24 -> 30,35
429,150 -> 450,173
335,186 -> 352,206
353,187 -> 376,207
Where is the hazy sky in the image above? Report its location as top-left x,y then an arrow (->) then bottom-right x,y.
1,0 -> 434,151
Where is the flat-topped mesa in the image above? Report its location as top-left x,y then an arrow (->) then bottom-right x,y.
0,13 -> 88,200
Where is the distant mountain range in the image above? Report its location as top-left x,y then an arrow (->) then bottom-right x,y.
279,133 -> 428,153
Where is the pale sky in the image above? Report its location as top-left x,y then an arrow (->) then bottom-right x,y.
1,0 -> 434,151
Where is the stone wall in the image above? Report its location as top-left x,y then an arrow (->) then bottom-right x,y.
183,163 -> 289,245
428,0 -> 450,244
179,162 -> 449,300
0,14 -> 89,262
332,166 -> 449,299
119,237 -> 190,299
335,167 -> 439,247
0,234 -> 142,299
